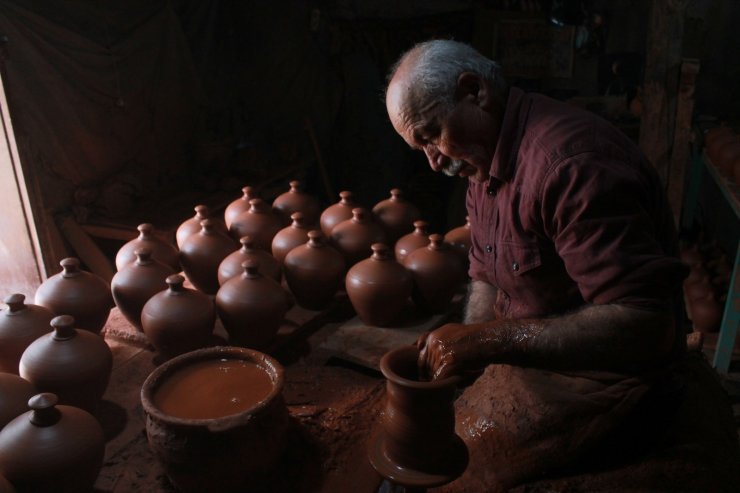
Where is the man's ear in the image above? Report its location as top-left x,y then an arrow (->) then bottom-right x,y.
456,72 -> 490,107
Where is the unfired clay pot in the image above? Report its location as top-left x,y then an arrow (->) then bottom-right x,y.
224,186 -> 258,229
320,190 -> 357,237
444,216 -> 472,263
346,244 -> 412,327
141,346 -> 289,493
0,392 -> 105,493
180,219 -> 237,295
271,212 -> 311,264
0,373 -> 36,429
272,180 -> 321,226
394,220 -> 430,263
115,223 -> 180,272
229,198 -> 283,251
372,189 -> 421,245
0,294 -> 53,374
218,236 -> 281,285
331,208 -> 387,267
284,230 -> 345,310
19,315 -> 112,414
176,205 -> 228,248
403,234 -> 465,313
34,257 -> 113,335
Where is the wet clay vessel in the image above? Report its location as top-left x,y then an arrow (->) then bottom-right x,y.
0,392 -> 105,493
403,234 -> 466,313
180,219 -> 237,295
272,180 -> 321,226
0,294 -> 53,374
331,207 -> 387,267
284,230 -> 345,310
271,212 -> 311,264
141,346 -> 289,493
372,189 -> 421,245
320,190 -> 357,237
176,205 -> 227,248
444,216 -> 472,264
0,373 -> 36,429
229,198 -> 283,251
394,220 -> 430,263
115,223 -> 180,272
224,186 -> 259,229
218,236 -> 281,285
34,257 -> 113,335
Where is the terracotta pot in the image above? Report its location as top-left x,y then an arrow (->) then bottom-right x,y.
331,208 -> 387,267
224,186 -> 258,229
141,275 -> 216,361
0,373 -> 36,429
368,345 -> 467,488
320,190 -> 357,237
444,216 -> 472,263
0,294 -> 53,374
394,220 -> 430,263
346,244 -> 412,327
271,212 -> 311,264
115,223 -> 180,272
141,346 -> 289,493
689,293 -> 722,333
215,261 -> 290,350
372,189 -> 421,245
272,180 -> 321,226
19,316 -> 112,414
229,198 -> 283,251
284,230 -> 345,310
403,234 -> 465,313
218,236 -> 281,285
177,205 -> 228,248
180,219 -> 237,295
34,257 -> 113,335
0,392 -> 105,493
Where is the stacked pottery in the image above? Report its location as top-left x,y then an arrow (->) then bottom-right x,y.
180,219 -> 237,295
394,220 -> 430,263
34,257 -> 113,335
224,186 -> 259,229
271,212 -> 311,264
0,373 -> 36,429
229,198 -> 283,251
141,275 -> 216,362
218,236 -> 281,285
284,230 -> 345,310
0,392 -> 105,493
346,244 -> 412,327
331,208 -> 387,267
215,261 -> 290,350
320,191 -> 357,237
403,234 -> 466,313
111,248 -> 177,331
0,294 -> 53,374
444,216 -> 472,264
272,180 -> 321,226
176,205 -> 227,248
372,189 -> 421,245
115,223 -> 180,272
19,315 -> 113,414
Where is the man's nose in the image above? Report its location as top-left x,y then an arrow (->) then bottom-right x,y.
424,145 -> 449,172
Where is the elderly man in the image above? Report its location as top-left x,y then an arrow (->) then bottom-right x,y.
385,40 -> 739,492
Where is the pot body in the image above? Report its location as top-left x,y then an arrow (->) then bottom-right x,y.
115,224 -> 180,272
111,256 -> 176,331
218,239 -> 281,285
0,373 -> 36,429
331,209 -> 387,267
180,227 -> 237,295
319,191 -> 356,237
444,218 -> 472,265
229,200 -> 283,250
272,181 -> 321,226
0,295 -> 54,374
394,225 -> 430,263
271,218 -> 310,264
403,237 -> 465,313
284,235 -> 345,310
372,189 -> 421,245
176,206 -> 228,248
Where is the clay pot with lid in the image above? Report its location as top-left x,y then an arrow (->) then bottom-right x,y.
224,186 -> 259,229
19,315 -> 112,414
141,346 -> 289,493
215,261 -> 290,350
445,216 -> 472,263
271,212 -> 311,264
176,205 -> 228,248
141,275 -> 216,362
272,180 -> 321,226
284,230 -> 345,310
346,243 -> 412,327
115,223 -> 180,272
0,294 -> 53,374
395,220 -> 430,263
229,198 -> 283,251
320,190 -> 357,237
180,219 -> 237,295
218,236 -> 281,285
0,373 -> 36,429
331,207 -> 387,267
34,257 -> 113,335
372,189 -> 421,245
0,392 -> 105,493
403,234 -> 466,313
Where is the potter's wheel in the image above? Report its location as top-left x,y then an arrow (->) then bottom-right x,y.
368,431 -> 468,489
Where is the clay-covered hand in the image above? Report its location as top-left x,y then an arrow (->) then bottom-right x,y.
416,323 -> 492,380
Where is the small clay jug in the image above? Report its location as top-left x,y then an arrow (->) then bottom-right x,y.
284,230 -> 345,310
34,257 -> 113,335
272,180 -> 321,226
0,392 -> 105,493
372,189 -> 421,245
0,294 -> 53,374
346,244 -> 412,327
403,234 -> 466,313
19,315 -> 112,414
218,236 -> 281,285
229,198 -> 283,251
689,293 -> 722,333
320,190 -> 357,237
180,219 -> 237,295
224,186 -> 259,229
141,275 -> 216,362
115,223 -> 180,272
215,261 -> 290,350
331,207 -> 387,267
0,373 -> 36,429
444,216 -> 472,263
111,248 -> 177,331
395,220 -> 430,263
271,212 -> 311,264
176,205 -> 228,248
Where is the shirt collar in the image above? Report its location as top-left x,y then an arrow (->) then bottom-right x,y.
487,87 -> 529,186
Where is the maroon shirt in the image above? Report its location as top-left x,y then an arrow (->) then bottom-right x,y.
467,87 -> 687,320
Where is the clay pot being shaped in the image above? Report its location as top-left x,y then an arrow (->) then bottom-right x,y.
19,315 -> 112,414
403,234 -> 465,313
0,294 -> 53,374
176,205 -> 228,248
141,275 -> 216,362
141,346 -> 289,493
0,373 -> 36,429
689,292 -> 722,333
215,261 -> 290,350
111,248 -> 177,331
271,212 -> 311,264
320,190 -> 357,237
0,392 -> 105,493
34,257 -> 113,335
115,223 -> 180,272
218,236 -> 281,285
272,180 -> 321,226
224,186 -> 259,229
395,220 -> 430,263
372,189 -> 421,245
229,198 -> 283,251
444,216 -> 472,263
331,208 -> 387,267
368,345 -> 467,489
284,230 -> 345,310
180,219 -> 237,295
346,244 -> 412,327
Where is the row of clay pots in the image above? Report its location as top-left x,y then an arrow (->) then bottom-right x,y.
704,126 -> 740,186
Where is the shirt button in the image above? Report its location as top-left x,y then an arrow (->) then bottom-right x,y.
512,262 -> 519,271
487,187 -> 496,196
485,245 -> 493,253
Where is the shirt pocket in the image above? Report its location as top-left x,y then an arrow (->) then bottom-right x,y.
498,240 -> 542,277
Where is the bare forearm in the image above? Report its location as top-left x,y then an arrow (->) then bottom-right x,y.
463,280 -> 498,323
